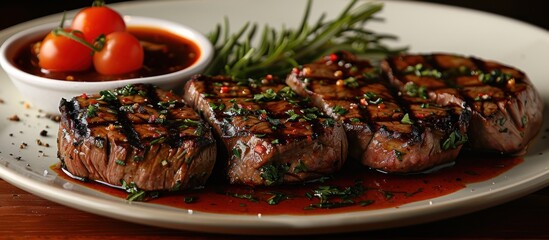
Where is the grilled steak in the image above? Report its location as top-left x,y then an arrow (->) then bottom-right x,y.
57,84 -> 216,191
184,75 -> 347,186
382,53 -> 544,154
286,52 -> 470,173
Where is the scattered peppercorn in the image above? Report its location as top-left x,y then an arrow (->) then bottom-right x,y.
40,130 -> 48,137
8,115 -> 20,122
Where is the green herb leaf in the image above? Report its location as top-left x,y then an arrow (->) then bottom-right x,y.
401,113 -> 414,125
442,130 -> 468,150
332,105 -> 348,115
205,0 -> 406,79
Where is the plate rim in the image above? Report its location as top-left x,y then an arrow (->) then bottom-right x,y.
0,0 -> 548,235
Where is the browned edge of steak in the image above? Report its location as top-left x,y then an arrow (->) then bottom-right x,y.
57,84 -> 217,191
286,52 -> 470,173
383,53 -> 544,155
184,75 -> 348,186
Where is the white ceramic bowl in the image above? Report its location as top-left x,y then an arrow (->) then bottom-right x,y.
0,16 -> 213,114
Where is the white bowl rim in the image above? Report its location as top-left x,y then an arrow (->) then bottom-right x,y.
0,15 -> 213,92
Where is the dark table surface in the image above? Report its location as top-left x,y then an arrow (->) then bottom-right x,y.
0,1 -> 548,239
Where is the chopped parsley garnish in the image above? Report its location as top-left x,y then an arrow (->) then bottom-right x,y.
475,69 -> 513,84
149,136 -> 166,145
158,100 -> 177,109
98,90 -> 117,101
117,85 -> 139,96
121,180 -> 159,202
332,105 -> 348,115
404,63 -> 442,78
363,91 -> 383,104
342,77 -> 359,88
442,130 -> 468,150
209,101 -> 225,111
401,113 -> 414,125
232,141 -> 247,159
285,109 -> 300,121
394,149 -> 405,161
86,105 -> 98,117
253,89 -> 277,102
115,159 -> 126,166
293,160 -> 308,174
266,192 -> 290,205
404,82 -> 428,99
304,182 -> 365,210
260,164 -> 289,186
226,192 -> 258,202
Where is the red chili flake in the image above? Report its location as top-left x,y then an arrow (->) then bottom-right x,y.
121,98 -> 131,104
336,79 -> 344,87
292,68 -> 301,75
360,98 -> 368,106
81,93 -> 88,99
254,144 -> 266,154
89,99 -> 98,105
220,86 -> 230,94
148,115 -> 157,123
415,113 -> 425,118
329,53 -> 338,62
97,112 -> 105,118
377,103 -> 386,109
265,74 -> 273,81
306,135 -> 312,142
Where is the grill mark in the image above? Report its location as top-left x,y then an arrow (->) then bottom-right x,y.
198,76 -> 327,144
109,95 -> 144,150
145,84 -> 182,148
63,98 -> 90,139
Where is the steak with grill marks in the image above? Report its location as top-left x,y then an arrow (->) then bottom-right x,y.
286,52 -> 470,173
184,75 -> 347,186
57,84 -> 216,191
382,53 -> 543,154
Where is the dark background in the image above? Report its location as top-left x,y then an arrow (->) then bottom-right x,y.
1,0 -> 548,31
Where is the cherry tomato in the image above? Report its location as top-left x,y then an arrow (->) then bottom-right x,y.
38,29 -> 93,72
93,31 -> 144,75
71,4 -> 126,43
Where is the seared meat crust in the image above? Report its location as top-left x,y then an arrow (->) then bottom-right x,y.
383,53 -> 543,154
184,75 -> 347,186
58,84 -> 216,191
286,52 -> 470,173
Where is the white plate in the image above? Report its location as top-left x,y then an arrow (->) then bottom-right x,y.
0,0 -> 547,235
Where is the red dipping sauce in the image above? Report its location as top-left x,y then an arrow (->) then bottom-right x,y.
13,26 -> 200,82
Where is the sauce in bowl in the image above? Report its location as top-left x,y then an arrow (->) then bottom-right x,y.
13,26 -> 200,82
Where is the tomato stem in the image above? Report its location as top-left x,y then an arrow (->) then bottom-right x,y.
52,28 -> 100,52
92,0 -> 106,7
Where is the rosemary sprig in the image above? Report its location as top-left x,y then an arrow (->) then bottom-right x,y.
205,0 -> 406,79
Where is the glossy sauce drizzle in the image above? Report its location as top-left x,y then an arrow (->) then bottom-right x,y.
53,154 -> 522,215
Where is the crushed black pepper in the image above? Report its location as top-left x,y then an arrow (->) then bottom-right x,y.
40,130 -> 48,137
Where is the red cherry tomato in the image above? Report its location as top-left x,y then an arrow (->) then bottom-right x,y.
38,29 -> 93,72
71,4 -> 126,43
93,31 -> 144,75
